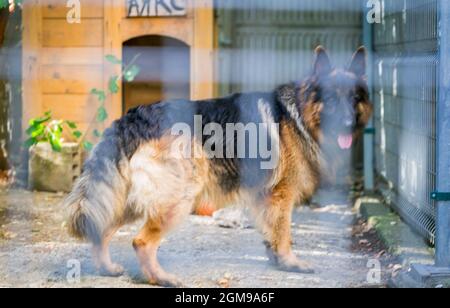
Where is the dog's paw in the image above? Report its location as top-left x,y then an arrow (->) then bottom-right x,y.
99,263 -> 125,277
144,270 -> 185,288
149,273 -> 185,288
277,257 -> 315,274
159,278 -> 185,288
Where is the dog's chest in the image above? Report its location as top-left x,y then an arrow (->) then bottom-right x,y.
278,122 -> 321,202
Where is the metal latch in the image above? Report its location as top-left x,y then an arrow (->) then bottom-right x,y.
431,192 -> 450,201
364,128 -> 375,135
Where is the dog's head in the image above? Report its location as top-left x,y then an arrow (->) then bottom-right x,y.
300,46 -> 373,151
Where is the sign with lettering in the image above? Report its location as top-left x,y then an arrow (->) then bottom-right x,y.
127,0 -> 187,17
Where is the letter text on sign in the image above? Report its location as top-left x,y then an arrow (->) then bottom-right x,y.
127,0 -> 187,17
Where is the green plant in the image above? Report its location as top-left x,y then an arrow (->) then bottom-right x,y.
24,111 -> 82,152
0,0 -> 21,11
83,54 -> 141,151
24,55 -> 141,153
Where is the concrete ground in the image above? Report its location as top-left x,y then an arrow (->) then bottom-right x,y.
356,196 -> 442,288
0,188 -> 394,288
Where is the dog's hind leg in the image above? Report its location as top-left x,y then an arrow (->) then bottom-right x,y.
132,200 -> 193,288
251,188 -> 314,274
129,140 -> 206,287
92,225 -> 125,276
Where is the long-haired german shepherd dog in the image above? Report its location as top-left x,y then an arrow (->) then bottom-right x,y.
65,46 -> 372,287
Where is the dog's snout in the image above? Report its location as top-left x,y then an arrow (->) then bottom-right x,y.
341,102 -> 355,128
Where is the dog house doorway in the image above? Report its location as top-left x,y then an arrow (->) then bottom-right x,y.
122,35 -> 191,113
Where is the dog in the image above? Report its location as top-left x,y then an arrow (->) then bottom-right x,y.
65,46 -> 372,287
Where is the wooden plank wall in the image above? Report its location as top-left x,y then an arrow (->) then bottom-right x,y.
22,0 -> 105,132
40,0 -> 104,132
23,0 -> 215,133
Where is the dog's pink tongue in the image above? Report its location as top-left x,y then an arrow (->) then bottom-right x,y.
338,134 -> 353,150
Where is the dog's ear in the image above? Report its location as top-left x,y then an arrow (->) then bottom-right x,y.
313,46 -> 332,76
349,46 -> 366,77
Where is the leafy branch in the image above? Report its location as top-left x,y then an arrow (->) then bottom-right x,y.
0,0 -> 22,11
83,54 -> 141,151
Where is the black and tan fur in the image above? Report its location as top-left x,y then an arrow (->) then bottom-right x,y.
65,47 -> 372,287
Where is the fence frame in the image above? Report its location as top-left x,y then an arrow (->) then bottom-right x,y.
403,0 -> 450,283
363,2 -> 375,191
433,0 -> 450,268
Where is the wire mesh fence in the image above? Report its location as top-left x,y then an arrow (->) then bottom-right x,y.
215,0 -> 362,95
373,0 -> 438,243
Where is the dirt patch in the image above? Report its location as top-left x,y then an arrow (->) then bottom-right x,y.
351,218 -> 402,287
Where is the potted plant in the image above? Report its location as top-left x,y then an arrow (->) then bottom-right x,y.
25,111 -> 83,193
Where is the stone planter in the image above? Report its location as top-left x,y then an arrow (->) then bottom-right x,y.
28,142 -> 81,193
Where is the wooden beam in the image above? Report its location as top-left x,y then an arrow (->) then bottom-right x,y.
120,18 -> 193,45
22,0 -> 43,131
42,0 -> 104,18
42,19 -> 103,47
192,0 -> 214,100
104,0 -> 123,122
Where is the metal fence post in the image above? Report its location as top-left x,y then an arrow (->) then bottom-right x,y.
409,0 -> 450,285
435,0 -> 450,268
363,1 -> 375,192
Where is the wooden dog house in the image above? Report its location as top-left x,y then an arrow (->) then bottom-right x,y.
22,0 -> 214,131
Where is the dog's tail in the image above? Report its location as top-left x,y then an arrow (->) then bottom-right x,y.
65,176 -> 104,244
65,125 -> 129,244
